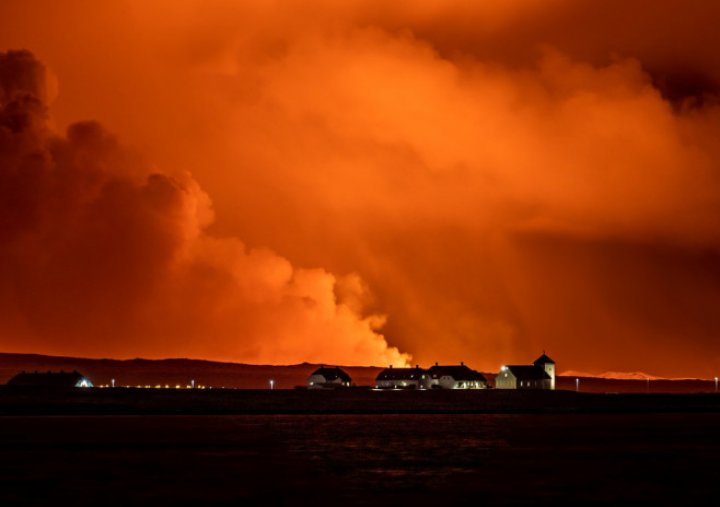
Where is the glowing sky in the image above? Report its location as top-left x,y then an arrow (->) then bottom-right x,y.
2,1 -> 720,376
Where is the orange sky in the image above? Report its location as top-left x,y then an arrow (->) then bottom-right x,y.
1,1 -> 720,376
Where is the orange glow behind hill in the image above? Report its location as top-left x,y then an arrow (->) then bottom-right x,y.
2,1 -> 720,377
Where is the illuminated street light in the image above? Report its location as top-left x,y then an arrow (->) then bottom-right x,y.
575,378 -> 579,392
269,379 -> 275,390
111,378 -> 115,388
715,377 -> 718,393
191,379 -> 195,389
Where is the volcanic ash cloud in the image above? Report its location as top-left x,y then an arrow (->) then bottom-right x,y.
0,49 -> 409,367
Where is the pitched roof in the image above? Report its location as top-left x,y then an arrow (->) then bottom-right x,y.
310,367 -> 351,383
505,365 -> 551,380
376,367 -> 426,381
7,370 -> 92,388
428,365 -> 486,382
533,353 -> 555,365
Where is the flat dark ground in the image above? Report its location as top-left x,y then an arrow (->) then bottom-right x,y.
2,387 -> 720,415
0,412 -> 718,506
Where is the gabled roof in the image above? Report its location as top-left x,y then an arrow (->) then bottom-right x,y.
310,367 -> 351,383
7,370 -> 92,388
428,365 -> 486,382
504,365 -> 551,381
376,367 -> 426,381
533,353 -> 555,366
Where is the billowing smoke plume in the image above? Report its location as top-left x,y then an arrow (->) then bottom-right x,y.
2,1 -> 720,376
0,49 -> 409,366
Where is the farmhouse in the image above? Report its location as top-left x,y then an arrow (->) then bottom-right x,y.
376,366 -> 428,389
307,366 -> 352,389
427,363 -> 487,389
7,370 -> 94,388
495,353 -> 556,390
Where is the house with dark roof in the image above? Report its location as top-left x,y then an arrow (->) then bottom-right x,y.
7,370 -> 93,388
427,363 -> 487,389
307,366 -> 352,389
495,353 -> 556,390
375,366 -> 429,389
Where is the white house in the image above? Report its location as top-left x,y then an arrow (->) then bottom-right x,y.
375,366 -> 429,389
427,363 -> 487,389
307,366 -> 352,389
495,353 -> 556,390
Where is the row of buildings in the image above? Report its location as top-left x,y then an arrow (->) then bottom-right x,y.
6,354 -> 556,391
308,353 -> 556,390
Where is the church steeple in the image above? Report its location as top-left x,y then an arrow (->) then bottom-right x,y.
534,352 -> 555,390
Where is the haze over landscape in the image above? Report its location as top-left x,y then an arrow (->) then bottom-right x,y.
2,1 -> 720,378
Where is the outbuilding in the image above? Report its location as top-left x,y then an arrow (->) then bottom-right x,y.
307,366 -> 352,389
7,370 -> 94,388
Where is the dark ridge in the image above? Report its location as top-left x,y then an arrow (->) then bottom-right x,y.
1,353 -> 718,393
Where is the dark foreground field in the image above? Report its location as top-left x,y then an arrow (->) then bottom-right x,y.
0,413 -> 718,506
2,387 -> 720,415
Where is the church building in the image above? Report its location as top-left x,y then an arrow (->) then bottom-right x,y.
495,353 -> 556,390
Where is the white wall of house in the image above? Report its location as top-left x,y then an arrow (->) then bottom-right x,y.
308,374 -> 347,388
495,370 -> 517,389
428,376 -> 486,389
460,380 -> 486,389
376,379 -> 424,389
496,372 -> 551,390
308,374 -> 325,388
517,379 -> 550,389
543,363 -> 556,390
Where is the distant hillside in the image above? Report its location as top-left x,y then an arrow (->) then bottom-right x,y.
0,353 -> 382,389
1,353 -> 717,392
